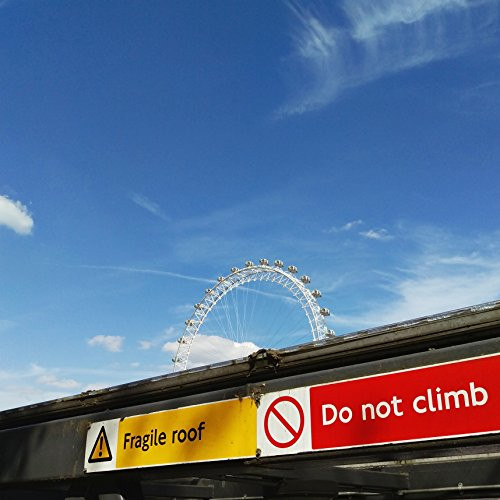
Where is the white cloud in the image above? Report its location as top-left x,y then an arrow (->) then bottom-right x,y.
0,362 -> 164,410
360,228 -> 393,240
138,340 -> 153,350
0,195 -> 34,235
139,326 -> 178,351
0,364 -> 82,410
163,334 -> 259,369
172,303 -> 195,316
320,275 -> 347,294
28,363 -> 46,376
88,335 -> 124,352
0,384 -> 68,411
340,268 -> 500,329
29,363 -> 79,389
279,0 -> 499,115
131,193 -> 170,221
335,230 -> 500,329
37,373 -> 79,389
346,0 -> 468,41
324,219 -> 363,233
341,219 -> 363,231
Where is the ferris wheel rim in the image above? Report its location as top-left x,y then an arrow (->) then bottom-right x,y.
172,261 -> 334,372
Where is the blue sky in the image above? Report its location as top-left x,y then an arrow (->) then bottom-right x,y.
1,0 -> 500,410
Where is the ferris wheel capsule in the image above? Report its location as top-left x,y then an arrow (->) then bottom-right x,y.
217,276 -> 224,282
327,329 -> 336,336
172,261 -> 335,372
320,307 -> 330,317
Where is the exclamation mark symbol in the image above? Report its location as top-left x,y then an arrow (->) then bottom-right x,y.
98,434 -> 104,457
88,426 -> 112,463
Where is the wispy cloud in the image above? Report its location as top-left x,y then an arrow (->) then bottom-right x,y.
238,286 -> 296,304
39,375 -> 79,389
323,219 -> 363,233
279,0 -> 499,115
139,326 -> 178,352
36,373 -> 80,389
174,190 -> 288,233
360,228 -> 393,240
87,335 -> 124,352
171,303 -> 196,316
457,79 -> 500,114
30,363 -> 80,389
130,193 -> 170,221
342,219 -> 363,231
0,361 -> 165,410
81,264 -> 214,284
0,384 -> 70,411
0,364 -> 82,410
0,194 -> 34,235
138,340 -> 153,350
335,229 -> 500,329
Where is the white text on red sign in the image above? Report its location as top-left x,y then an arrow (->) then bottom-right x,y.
257,354 -> 500,456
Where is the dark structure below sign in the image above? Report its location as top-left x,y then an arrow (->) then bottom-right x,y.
0,300 -> 499,499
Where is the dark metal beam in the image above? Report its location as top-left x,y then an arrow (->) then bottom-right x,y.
141,481 -> 214,498
222,465 -> 408,490
269,479 -> 338,498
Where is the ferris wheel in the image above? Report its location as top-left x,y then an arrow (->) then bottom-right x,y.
171,259 -> 334,372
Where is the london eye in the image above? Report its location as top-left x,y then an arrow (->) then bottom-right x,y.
171,259 -> 334,371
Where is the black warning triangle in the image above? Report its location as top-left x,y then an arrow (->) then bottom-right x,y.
88,426 -> 113,463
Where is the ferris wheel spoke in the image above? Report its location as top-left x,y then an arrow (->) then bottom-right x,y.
240,285 -> 250,342
172,260 -> 334,371
229,281 -> 242,342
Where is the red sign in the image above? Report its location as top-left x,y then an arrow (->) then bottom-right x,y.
309,354 -> 500,450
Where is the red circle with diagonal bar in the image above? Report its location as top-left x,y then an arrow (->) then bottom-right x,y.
264,395 -> 305,448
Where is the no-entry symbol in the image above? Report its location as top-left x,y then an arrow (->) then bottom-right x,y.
264,395 -> 305,448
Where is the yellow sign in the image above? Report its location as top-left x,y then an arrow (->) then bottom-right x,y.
85,397 -> 257,472
88,426 -> 113,463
